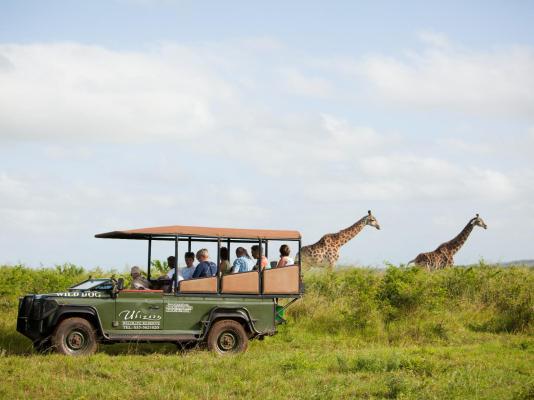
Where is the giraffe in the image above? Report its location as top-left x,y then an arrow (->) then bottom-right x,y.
408,214 -> 487,271
299,210 -> 380,269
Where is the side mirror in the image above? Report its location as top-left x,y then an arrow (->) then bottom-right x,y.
117,278 -> 124,291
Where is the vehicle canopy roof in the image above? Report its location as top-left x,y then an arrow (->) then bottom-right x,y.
95,225 -> 301,240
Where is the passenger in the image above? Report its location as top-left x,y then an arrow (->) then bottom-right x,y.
130,266 -> 151,289
219,247 -> 232,275
181,251 -> 196,280
162,256 -> 183,281
231,247 -> 255,273
251,245 -> 269,270
276,244 -> 294,268
192,248 -> 217,278
161,256 -> 183,292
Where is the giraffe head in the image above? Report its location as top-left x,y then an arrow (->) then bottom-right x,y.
472,213 -> 487,229
366,210 -> 381,230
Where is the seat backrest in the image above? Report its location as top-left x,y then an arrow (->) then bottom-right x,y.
263,265 -> 300,294
221,271 -> 260,294
179,277 -> 217,293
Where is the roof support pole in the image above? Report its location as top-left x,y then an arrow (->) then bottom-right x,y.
147,237 -> 152,280
217,238 -> 221,294
298,239 -> 302,293
174,236 -> 179,293
258,238 -> 263,294
227,238 -> 231,268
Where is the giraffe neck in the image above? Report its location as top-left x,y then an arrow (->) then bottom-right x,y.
445,220 -> 475,256
331,215 -> 368,248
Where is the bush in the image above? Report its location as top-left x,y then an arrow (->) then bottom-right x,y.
289,263 -> 533,340
377,265 -> 445,322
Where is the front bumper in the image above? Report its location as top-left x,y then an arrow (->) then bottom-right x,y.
17,296 -> 58,341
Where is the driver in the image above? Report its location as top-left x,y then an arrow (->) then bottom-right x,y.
130,266 -> 151,290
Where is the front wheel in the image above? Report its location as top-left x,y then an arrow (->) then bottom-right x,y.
51,317 -> 98,356
207,320 -> 248,355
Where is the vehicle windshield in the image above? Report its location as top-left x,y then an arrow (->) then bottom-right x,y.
70,279 -> 113,291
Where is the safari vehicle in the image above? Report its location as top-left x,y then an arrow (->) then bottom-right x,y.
17,225 -> 303,355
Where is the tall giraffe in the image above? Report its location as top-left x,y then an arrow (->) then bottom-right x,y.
300,210 -> 381,269
408,214 -> 487,271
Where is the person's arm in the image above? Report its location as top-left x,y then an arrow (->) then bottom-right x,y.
210,262 -> 217,276
276,258 -> 285,268
192,264 -> 202,279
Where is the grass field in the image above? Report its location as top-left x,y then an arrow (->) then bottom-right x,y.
1,264 -> 533,399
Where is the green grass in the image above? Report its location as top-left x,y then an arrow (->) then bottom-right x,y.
0,263 -> 533,399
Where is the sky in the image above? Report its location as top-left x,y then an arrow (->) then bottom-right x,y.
1,1 -> 533,269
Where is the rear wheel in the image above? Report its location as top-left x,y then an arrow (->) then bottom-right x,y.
207,320 -> 248,355
51,317 -> 98,356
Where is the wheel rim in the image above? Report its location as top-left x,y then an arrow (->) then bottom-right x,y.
65,329 -> 88,352
217,331 -> 238,352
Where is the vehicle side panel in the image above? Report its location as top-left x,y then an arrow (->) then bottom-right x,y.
164,295 -> 275,335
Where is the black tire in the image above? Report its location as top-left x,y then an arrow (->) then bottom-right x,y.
207,320 -> 248,355
51,317 -> 98,356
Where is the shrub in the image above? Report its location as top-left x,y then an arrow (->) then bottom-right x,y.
377,265 -> 444,322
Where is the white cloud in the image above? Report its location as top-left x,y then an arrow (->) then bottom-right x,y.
279,67 -> 333,97
0,43 -> 238,143
437,138 -> 494,155
305,155 -> 523,203
358,37 -> 534,119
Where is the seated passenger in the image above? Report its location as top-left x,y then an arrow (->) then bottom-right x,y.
162,256 -> 183,282
219,246 -> 231,275
130,266 -> 151,289
251,245 -> 269,270
231,247 -> 255,273
181,252 -> 196,280
192,248 -> 217,278
276,244 -> 294,268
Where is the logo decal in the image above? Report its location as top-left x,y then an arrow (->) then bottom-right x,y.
54,291 -> 102,298
165,303 -> 193,313
118,309 -> 161,330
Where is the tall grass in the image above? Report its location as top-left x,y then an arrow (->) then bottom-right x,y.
0,262 -> 532,399
2,262 -> 533,340
288,263 -> 533,344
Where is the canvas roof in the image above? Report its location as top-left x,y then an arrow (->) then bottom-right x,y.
95,225 -> 301,240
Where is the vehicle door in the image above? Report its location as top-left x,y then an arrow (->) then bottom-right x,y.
114,291 -> 164,331
163,295 -> 215,334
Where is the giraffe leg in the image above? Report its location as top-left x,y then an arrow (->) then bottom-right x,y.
325,252 -> 339,270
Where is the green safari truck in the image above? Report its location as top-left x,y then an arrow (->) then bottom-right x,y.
17,225 -> 303,355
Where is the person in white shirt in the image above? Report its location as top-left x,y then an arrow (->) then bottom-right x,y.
163,256 -> 181,280
180,252 -> 196,280
161,256 -> 183,292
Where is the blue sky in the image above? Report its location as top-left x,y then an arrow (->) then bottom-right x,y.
1,1 -> 533,269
